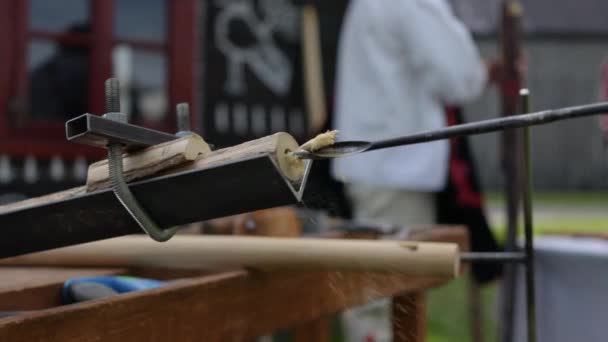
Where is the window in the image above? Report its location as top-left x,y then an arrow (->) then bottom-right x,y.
113,0 -> 168,127
19,0 -> 169,126
25,0 -> 92,124
0,0 -> 197,159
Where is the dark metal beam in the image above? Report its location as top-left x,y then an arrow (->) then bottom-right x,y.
0,155 -> 311,258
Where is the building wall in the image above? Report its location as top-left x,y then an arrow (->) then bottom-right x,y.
465,38 -> 608,191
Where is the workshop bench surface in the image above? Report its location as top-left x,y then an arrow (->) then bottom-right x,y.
0,227 -> 467,342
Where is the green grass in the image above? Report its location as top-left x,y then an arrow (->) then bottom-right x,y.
490,218 -> 608,242
428,278 -> 498,342
427,192 -> 608,342
485,191 -> 608,206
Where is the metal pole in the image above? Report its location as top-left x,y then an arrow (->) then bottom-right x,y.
460,252 -> 526,263
367,102 -> 608,152
499,4 -> 524,338
520,89 -> 537,342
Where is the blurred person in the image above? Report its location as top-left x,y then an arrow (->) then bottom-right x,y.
331,0 -> 499,341
29,23 -> 90,121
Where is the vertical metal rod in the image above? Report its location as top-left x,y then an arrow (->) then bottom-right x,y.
105,78 -> 120,113
520,89 -> 537,342
500,3 -> 523,341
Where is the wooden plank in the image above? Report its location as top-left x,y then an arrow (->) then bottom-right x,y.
468,274 -> 485,342
0,270 -> 448,341
0,267 -> 124,311
0,266 -> 214,312
293,317 -> 331,342
392,292 -> 426,342
0,228 -> 467,340
205,207 -> 302,237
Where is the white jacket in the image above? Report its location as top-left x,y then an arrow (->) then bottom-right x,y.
331,0 -> 486,191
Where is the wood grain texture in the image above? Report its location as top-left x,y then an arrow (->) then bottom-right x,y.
392,292 -> 427,342
293,317 -> 331,342
171,132 -> 304,182
0,228 -> 467,341
0,270 -> 447,342
0,235 -> 460,277
204,207 -> 302,237
0,267 -> 124,311
86,134 -> 210,192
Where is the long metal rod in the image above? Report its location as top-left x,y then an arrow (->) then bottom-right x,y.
368,102 -> 608,151
460,252 -> 526,263
293,101 -> 608,161
520,90 -> 537,342
499,4 -> 523,342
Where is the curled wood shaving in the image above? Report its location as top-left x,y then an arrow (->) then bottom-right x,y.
285,130 -> 338,166
298,130 -> 338,152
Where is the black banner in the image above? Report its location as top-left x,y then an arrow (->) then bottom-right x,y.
200,0 -> 348,147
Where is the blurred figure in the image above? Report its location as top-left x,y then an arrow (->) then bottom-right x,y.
29,23 -> 90,121
331,1 -> 490,341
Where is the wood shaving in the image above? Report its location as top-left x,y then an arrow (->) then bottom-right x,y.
298,130 -> 338,152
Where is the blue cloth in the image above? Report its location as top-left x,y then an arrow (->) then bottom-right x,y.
62,276 -> 166,303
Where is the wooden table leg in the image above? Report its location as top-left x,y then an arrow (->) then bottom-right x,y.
293,317 -> 331,342
393,292 -> 427,342
468,274 -> 485,342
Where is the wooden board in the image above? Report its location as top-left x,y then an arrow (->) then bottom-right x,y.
0,267 -> 124,311
0,270 -> 447,341
293,317 -> 331,342
0,227 -> 468,341
393,292 -> 427,342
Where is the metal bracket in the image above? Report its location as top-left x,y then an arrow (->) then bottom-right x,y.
66,113 -> 177,151
66,78 -> 188,242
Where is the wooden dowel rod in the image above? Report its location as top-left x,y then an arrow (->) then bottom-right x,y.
0,236 -> 460,278
86,134 -> 211,192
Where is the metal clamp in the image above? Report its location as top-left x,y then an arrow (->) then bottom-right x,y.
78,78 -> 195,242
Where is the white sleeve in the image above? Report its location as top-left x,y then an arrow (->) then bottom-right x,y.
399,0 -> 487,105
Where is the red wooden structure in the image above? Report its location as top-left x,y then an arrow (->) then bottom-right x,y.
0,0 -> 198,159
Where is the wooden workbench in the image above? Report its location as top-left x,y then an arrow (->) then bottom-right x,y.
0,227 -> 467,341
